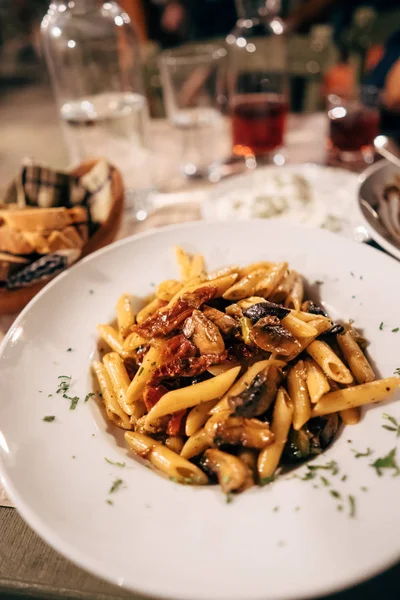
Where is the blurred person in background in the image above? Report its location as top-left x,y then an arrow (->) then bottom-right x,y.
161,0 -> 237,40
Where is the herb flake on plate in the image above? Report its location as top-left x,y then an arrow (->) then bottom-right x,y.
105,458 -> 126,468
109,478 -> 124,494
43,415 -> 55,422
370,448 -> 400,477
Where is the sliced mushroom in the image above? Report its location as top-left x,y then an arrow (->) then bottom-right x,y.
203,305 -> 238,335
205,413 -> 274,449
183,309 -> 225,355
250,323 -> 299,356
301,300 -> 328,317
227,365 -> 281,417
225,303 -> 243,318
243,301 -> 290,323
202,448 -> 250,493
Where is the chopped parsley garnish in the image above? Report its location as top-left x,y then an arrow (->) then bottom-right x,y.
351,295 -> 356,299
392,328 -> 400,333
352,447 -> 372,458
89,289 -> 94,294
67,348 -> 73,352
48,394 -> 53,397
337,505 -> 343,512
169,476 -> 193,485
341,475 -> 348,482
314,280 -> 324,285
320,476 -> 330,486
109,478 -> 124,494
350,272 -> 355,277
382,413 -> 400,437
138,367 -> 144,376
301,471 -> 315,481
295,506 -> 301,511
308,460 -> 339,475
370,448 -> 400,477
394,368 -> 400,376
106,499 -> 113,505
105,458 -> 126,468
361,486 -> 368,492
150,362 -> 156,367
68,396 -> 79,410
379,322 -> 384,330
43,415 -> 55,422
56,375 -> 71,395
273,506 -> 279,512
260,475 -> 275,486
84,392 -> 95,403
348,495 -> 356,518
330,490 -> 341,499
226,493 -> 233,504
72,455 -> 76,459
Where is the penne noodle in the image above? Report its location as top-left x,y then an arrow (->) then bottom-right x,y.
136,297 -> 164,324
238,261 -> 272,278
307,340 -> 354,384
165,435 -> 185,453
312,377 -> 400,417
283,318 -> 332,362
144,366 -> 241,429
287,360 -> 311,430
180,428 -> 211,459
207,265 -> 239,281
123,331 -> 147,352
210,359 -> 285,415
255,262 -> 288,298
293,310 -> 331,323
167,272 -> 239,307
116,294 -> 135,338
189,254 -> 206,279
285,271 -> 304,311
305,358 -> 330,403
92,361 -> 131,428
207,363 -> 238,376
270,271 -> 296,303
222,268 -> 269,301
125,432 -> 208,484
186,399 -> 218,436
124,346 -> 161,407
258,388 -> 294,479
156,279 -> 183,302
336,331 -> 375,384
340,407 -> 361,425
175,246 -> 192,281
103,352 -> 144,418
96,324 -> 129,358
282,313 -> 318,338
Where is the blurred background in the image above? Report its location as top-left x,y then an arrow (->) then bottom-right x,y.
0,0 -> 399,186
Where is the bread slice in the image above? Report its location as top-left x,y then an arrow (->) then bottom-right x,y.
0,206 -> 88,232
0,226 -> 35,255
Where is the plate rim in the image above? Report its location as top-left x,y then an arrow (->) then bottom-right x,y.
1,219 -> 400,600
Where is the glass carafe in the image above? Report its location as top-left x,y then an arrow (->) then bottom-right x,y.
41,0 -> 153,219
227,0 -> 288,162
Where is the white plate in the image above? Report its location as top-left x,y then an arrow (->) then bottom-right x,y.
202,164 -> 361,239
358,160 -> 400,261
1,221 -> 400,600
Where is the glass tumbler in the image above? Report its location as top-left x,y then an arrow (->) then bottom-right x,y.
159,44 -> 229,179
327,86 -> 380,164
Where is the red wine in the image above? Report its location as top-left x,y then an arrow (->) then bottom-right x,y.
231,94 -> 288,157
329,107 -> 380,152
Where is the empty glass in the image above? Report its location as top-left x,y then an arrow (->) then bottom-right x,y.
159,44 -> 229,179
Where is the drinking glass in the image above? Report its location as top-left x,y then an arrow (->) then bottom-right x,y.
327,86 -> 380,164
159,44 -> 229,179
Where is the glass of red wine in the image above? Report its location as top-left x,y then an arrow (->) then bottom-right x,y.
327,86 -> 381,164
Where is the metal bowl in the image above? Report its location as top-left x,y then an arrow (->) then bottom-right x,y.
358,159 -> 400,260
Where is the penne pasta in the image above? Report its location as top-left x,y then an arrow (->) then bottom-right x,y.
287,360 -> 311,430
336,331 -> 375,384
186,399 -> 218,436
269,270 -> 296,304
258,388 -> 294,480
96,324 -> 129,358
90,250 -> 395,497
125,432 -> 208,484
305,358 -> 330,404
285,271 -> 304,311
103,352 -> 144,418
340,407 -> 361,425
144,367 -> 241,429
92,361 -> 131,428
116,294 -> 135,338
307,340 -> 354,384
312,377 -> 400,417
255,262 -> 288,298
124,346 -> 161,407
180,428 -> 211,459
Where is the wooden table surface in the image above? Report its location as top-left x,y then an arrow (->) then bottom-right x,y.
1,81 -> 400,600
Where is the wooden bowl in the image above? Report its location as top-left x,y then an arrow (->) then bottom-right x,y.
0,159 -> 124,315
